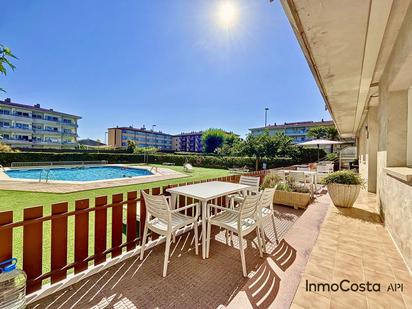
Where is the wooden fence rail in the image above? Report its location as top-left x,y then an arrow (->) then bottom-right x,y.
0,169 -> 273,294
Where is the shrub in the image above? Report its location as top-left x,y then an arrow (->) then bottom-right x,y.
0,152 -> 295,169
326,152 -> 338,161
292,147 -> 326,164
322,170 -> 363,185
0,142 -> 18,153
261,173 -> 282,189
261,173 -> 310,193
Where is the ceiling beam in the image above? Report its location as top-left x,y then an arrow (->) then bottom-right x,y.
353,0 -> 393,133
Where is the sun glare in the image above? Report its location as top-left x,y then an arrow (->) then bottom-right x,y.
217,1 -> 239,29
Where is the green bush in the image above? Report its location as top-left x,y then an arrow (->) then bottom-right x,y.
0,152 -> 295,169
261,173 -> 282,189
326,152 -> 338,161
0,152 -> 146,166
292,148 -> 326,164
261,173 -> 311,193
147,154 -> 294,170
322,170 -> 363,185
1,150 -> 328,170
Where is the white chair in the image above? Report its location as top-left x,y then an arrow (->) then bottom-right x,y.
206,194 -> 263,277
183,163 -> 194,173
226,176 -> 260,207
289,171 -> 307,185
140,191 -> 199,277
257,188 -> 279,253
289,171 -> 313,195
274,170 -> 286,182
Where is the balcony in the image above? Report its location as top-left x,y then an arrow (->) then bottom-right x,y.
0,126 -> 32,133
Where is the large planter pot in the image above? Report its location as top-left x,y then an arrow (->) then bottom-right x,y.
274,190 -> 311,209
327,183 -> 361,208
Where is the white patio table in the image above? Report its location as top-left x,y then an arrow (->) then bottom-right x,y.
166,181 -> 251,259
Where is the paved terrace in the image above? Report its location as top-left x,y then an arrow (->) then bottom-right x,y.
28,191 -> 412,309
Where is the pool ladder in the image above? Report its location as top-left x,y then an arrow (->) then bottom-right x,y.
39,169 -> 54,183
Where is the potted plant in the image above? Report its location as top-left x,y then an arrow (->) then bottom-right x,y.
262,174 -> 312,209
322,170 -> 363,207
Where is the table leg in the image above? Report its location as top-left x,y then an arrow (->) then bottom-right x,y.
201,200 -> 207,259
171,193 -> 177,210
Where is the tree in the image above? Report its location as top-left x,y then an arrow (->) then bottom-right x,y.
215,132 -> 242,156
0,44 -> 17,92
307,125 -> 340,152
126,140 -> 137,152
0,142 -> 17,153
242,132 -> 271,170
326,127 -> 339,140
307,126 -> 329,139
307,126 -> 339,140
202,128 -> 227,153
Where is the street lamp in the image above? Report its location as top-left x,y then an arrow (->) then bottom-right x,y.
104,131 -> 108,145
152,124 -> 156,131
264,108 -> 269,127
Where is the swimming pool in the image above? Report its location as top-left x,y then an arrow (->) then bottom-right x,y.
5,166 -> 153,182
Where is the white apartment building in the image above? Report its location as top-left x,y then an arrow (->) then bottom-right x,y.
0,98 -> 81,149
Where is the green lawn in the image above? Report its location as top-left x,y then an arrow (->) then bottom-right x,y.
0,164 -> 232,214
0,165 -> 232,278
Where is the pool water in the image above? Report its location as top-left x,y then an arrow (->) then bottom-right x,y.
5,166 -> 153,182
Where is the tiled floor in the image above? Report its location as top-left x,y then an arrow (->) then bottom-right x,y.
291,191 -> 412,309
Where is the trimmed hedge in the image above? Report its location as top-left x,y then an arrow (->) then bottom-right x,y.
0,152 -> 146,167
0,148 -> 322,169
293,147 -> 326,164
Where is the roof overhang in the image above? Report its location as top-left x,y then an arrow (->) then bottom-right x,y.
280,0 -> 409,138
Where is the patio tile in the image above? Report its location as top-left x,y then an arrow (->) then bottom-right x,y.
305,261 -> 334,281
367,291 -> 406,309
330,291 -> 367,309
293,286 -> 330,309
292,190 -> 412,309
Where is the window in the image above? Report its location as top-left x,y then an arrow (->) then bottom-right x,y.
15,111 -> 30,118
0,121 -> 10,127
0,109 -> 11,115
46,126 -> 59,132
15,123 -> 30,130
45,115 -> 59,122
15,135 -> 30,141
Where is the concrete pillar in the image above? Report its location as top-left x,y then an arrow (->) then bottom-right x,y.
367,107 -> 378,192
387,90 -> 408,167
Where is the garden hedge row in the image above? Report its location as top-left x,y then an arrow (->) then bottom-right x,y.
0,148 -> 323,169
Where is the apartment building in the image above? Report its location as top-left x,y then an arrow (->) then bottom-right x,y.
108,126 -> 173,150
172,131 -> 203,152
0,98 -> 80,149
249,119 -> 334,143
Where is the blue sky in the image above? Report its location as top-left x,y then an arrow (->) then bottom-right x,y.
1,0 -> 330,140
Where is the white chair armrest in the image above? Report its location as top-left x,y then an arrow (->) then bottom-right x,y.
170,203 -> 199,218
207,204 -> 239,215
